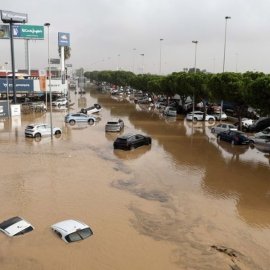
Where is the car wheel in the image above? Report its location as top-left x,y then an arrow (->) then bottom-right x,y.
208,118 -> 215,123
193,117 -> 198,122
34,133 -> 41,138
58,103 -> 61,108
88,119 -> 94,125
148,138 -> 152,145
69,120 -> 75,125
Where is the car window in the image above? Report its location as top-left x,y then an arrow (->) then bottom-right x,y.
65,232 -> 82,243
222,125 -> 227,128
217,124 -> 222,128
14,226 -> 34,236
78,228 -> 93,239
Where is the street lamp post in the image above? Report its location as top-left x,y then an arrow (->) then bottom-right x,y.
117,54 -> 120,70
5,62 -> 10,115
159,38 -> 163,75
140,54 -> 144,74
222,16 -> 231,72
132,48 -> 136,73
221,16 -> 231,121
192,40 -> 198,121
44,22 -> 53,139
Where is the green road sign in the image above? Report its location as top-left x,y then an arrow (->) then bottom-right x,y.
19,25 -> 44,39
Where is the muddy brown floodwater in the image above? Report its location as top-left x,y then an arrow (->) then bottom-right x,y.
0,87 -> 270,270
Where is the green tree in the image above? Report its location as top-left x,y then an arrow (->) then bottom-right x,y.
58,46 -> 71,60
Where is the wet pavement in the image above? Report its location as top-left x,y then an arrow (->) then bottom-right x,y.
0,87 -> 269,270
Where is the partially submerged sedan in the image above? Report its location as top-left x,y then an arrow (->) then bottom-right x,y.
51,219 -> 93,243
211,123 -> 237,134
105,119 -> 124,132
217,130 -> 250,145
0,216 -> 34,237
113,133 -> 152,150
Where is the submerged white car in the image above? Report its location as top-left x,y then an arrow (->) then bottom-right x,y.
186,111 -> 215,121
0,216 -> 34,237
25,123 -> 62,138
51,219 -> 93,243
52,98 -> 68,107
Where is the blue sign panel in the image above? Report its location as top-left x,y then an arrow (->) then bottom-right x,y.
0,79 -> 34,92
58,32 -> 70,46
12,25 -> 20,38
0,101 -> 10,118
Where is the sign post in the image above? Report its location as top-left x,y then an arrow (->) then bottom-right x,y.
1,10 -> 28,104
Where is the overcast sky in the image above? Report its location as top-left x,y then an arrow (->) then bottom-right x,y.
1,0 -> 270,75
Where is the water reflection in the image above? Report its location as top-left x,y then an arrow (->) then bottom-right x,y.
113,145 -> 151,160
104,130 -> 124,142
94,90 -> 270,229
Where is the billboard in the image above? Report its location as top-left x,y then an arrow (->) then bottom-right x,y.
58,32 -> 70,46
0,24 -> 9,38
0,24 -> 44,39
1,10 -> 28,23
50,58 -> 60,64
14,25 -> 44,39
0,79 -> 34,93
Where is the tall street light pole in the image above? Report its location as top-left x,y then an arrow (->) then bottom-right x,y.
117,54 -> 120,71
140,54 -> 144,74
222,16 -> 231,72
221,16 -> 231,121
159,38 -> 163,75
44,22 -> 53,139
5,62 -> 10,115
192,40 -> 198,121
132,48 -> 136,73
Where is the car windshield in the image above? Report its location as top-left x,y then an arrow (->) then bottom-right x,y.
116,138 -> 127,143
107,121 -> 118,125
65,228 -> 92,242
26,125 -> 35,129
14,226 -> 34,236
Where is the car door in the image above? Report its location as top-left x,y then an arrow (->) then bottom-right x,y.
135,135 -> 145,147
43,124 -> 51,136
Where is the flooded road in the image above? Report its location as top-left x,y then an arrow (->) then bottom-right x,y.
0,88 -> 270,270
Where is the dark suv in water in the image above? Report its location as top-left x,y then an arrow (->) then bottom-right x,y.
247,117 -> 270,132
113,134 -> 152,150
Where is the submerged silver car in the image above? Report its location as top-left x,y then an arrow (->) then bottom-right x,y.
64,113 -> 96,125
211,123 -> 237,134
105,119 -> 124,132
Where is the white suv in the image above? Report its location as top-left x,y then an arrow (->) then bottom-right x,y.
52,98 -> 68,107
25,123 -> 62,138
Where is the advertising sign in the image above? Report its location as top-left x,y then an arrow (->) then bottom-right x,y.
0,24 -> 44,39
0,79 -> 34,93
58,32 -> 70,46
0,24 -> 9,39
39,70 -> 47,91
13,24 -> 44,39
50,58 -> 60,64
1,10 -> 28,23
0,101 -> 9,118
